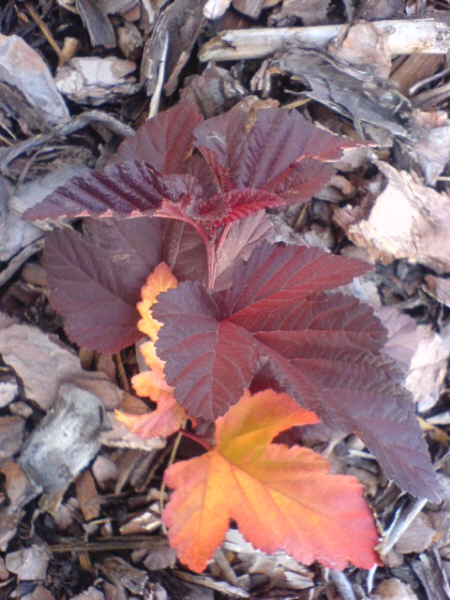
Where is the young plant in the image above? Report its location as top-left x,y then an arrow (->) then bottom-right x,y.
24,103 -> 439,571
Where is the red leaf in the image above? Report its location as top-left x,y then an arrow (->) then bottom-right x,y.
109,103 -> 203,173
261,159 -> 336,204
224,242 -> 371,314
44,217 -> 162,352
196,189 -> 285,227
163,389 -> 380,573
193,108 -> 349,195
23,163 -> 203,221
154,243 -> 439,500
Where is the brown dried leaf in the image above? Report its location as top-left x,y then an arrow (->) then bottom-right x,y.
75,470 -> 101,521
0,322 -> 121,411
376,306 -> 450,412
330,22 -> 391,78
341,162 -> 450,274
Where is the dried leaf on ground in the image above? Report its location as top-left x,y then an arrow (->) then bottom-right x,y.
376,307 -> 450,412
163,389 -> 380,573
329,22 -> 391,78
55,57 -> 140,105
370,578 -> 419,600
408,109 -> 450,185
270,0 -> 331,25
0,321 -> 121,411
18,384 -> 106,510
5,545 -> 51,581
0,34 -> 69,130
337,162 -> 450,274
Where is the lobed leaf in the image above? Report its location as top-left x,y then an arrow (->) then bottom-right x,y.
154,243 -> 440,500
44,217 -> 162,352
116,392 -> 186,439
109,103 -> 203,173
196,189 -> 285,228
162,220 -> 207,284
163,389 -> 380,573
155,281 -> 259,421
24,163 -> 203,221
193,108 -> 351,197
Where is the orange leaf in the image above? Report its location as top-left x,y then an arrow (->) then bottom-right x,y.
119,262 -> 188,439
115,394 -> 186,439
162,389 -> 380,573
137,262 -> 178,341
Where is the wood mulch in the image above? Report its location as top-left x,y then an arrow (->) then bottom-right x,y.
1,1 -> 450,598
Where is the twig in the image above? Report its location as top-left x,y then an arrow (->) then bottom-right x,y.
329,570 -> 358,600
199,19 -> 450,62
23,1 -> 64,62
148,31 -> 169,119
0,110 -> 134,177
378,497 -> 428,557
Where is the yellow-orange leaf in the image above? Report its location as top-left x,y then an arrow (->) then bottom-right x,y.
162,389 -> 380,573
137,262 -> 178,341
118,262 -> 188,439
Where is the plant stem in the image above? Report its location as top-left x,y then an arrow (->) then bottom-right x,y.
179,428 -> 212,451
205,239 -> 217,291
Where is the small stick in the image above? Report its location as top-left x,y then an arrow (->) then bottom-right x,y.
24,2 -> 64,62
199,19 -> 450,62
148,32 -> 169,120
329,570 -> 358,600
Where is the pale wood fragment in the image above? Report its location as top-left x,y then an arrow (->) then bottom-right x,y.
199,19 -> 450,62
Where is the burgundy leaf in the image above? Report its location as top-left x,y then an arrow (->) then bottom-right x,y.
214,212 -> 273,292
183,153 -> 219,198
109,103 -> 203,173
162,220 -> 207,284
197,189 -> 285,227
251,294 -> 439,501
224,242 -> 371,316
261,159 -> 336,204
154,282 -> 258,421
193,110 -> 249,192
23,163 -> 203,221
154,242 -> 439,500
45,217 -> 162,353
193,108 -> 350,193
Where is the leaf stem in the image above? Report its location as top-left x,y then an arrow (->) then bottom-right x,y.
205,239 -> 217,291
178,428 -> 212,451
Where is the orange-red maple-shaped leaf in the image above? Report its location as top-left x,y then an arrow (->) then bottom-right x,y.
118,262 -> 187,439
162,389 -> 380,573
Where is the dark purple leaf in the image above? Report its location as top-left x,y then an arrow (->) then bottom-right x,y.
155,282 -> 258,421
162,220 -> 207,284
109,103 -> 203,173
193,108 -> 350,193
45,217 -> 162,352
23,163 -> 203,221
224,242 -> 370,315
154,242 -> 439,500
183,153 -> 219,198
214,212 -> 273,292
196,189 -> 285,228
261,160 -> 336,204
251,295 -> 439,501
